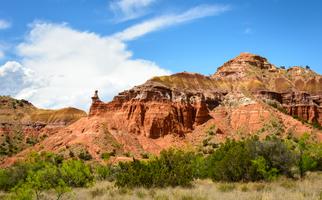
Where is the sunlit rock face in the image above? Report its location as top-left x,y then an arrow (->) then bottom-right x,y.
89,53 -> 322,138
3,53 -> 321,167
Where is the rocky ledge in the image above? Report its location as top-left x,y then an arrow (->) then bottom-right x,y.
89,53 -> 322,138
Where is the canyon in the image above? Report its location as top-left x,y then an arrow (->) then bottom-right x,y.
1,53 -> 322,166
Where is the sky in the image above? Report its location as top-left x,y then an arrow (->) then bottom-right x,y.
0,0 -> 321,110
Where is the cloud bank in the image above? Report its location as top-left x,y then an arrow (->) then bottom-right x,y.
6,23 -> 170,109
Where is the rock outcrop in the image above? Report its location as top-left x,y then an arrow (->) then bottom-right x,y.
89,53 -> 322,139
89,82 -> 224,138
2,52 -> 322,166
255,91 -> 322,124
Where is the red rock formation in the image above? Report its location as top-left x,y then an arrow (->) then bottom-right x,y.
2,52 -> 322,166
255,91 -> 322,124
213,52 -> 277,80
89,86 -> 219,138
88,53 -> 322,140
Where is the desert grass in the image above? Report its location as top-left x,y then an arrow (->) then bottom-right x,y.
41,172 -> 322,200
3,172 -> 321,200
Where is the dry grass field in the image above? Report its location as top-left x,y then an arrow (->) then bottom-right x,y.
12,172 -> 319,200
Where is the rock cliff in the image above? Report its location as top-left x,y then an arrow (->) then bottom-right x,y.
89,76 -> 225,138
2,53 -> 322,166
89,53 -> 322,139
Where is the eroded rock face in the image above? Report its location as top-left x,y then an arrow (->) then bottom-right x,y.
89,83 -> 224,138
89,53 -> 322,139
2,52 -> 322,166
255,91 -> 322,124
213,52 -> 277,80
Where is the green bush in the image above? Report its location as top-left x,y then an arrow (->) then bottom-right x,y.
292,134 -> 322,176
249,137 -> 297,178
0,152 -> 92,199
101,152 -> 110,160
207,137 -> 297,182
95,164 -> 112,181
1,153 -> 73,199
115,137 -> 321,187
141,152 -> 150,159
191,154 -> 209,179
207,139 -> 255,181
78,151 -> 92,161
0,162 -> 31,191
251,156 -> 279,181
6,183 -> 34,200
1,135 -> 322,196
116,149 -> 196,188
313,121 -> 322,130
60,159 -> 94,187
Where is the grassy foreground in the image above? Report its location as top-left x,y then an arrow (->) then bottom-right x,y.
1,136 -> 321,199
3,172 -> 318,200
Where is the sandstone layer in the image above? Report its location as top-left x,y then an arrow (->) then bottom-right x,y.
89,53 -> 322,139
2,53 -> 322,166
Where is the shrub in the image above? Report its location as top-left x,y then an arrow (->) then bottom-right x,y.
60,159 -> 94,187
26,137 -> 38,146
207,137 -> 297,182
257,118 -> 285,136
207,139 -> 255,181
206,125 -> 217,135
293,134 -> 322,176
78,150 -> 92,161
54,179 -> 71,200
6,183 -> 34,200
95,164 -> 112,181
2,153 -> 73,199
26,163 -> 60,199
141,152 -> 150,159
101,152 -> 110,160
251,156 -> 279,181
123,152 -> 132,157
313,121 -> 322,130
249,137 -> 297,178
116,149 -> 196,188
0,162 -> 31,191
191,154 -> 209,179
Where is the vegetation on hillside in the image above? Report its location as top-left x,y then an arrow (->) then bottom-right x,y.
0,96 -> 86,161
0,134 -> 321,199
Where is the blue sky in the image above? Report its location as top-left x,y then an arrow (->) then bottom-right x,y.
0,0 -> 321,109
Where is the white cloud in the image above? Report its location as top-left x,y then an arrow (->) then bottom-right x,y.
0,19 -> 11,30
0,61 -> 23,76
0,4 -> 229,110
11,22 -> 170,110
0,61 -> 33,95
110,0 -> 156,22
114,4 -> 230,41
